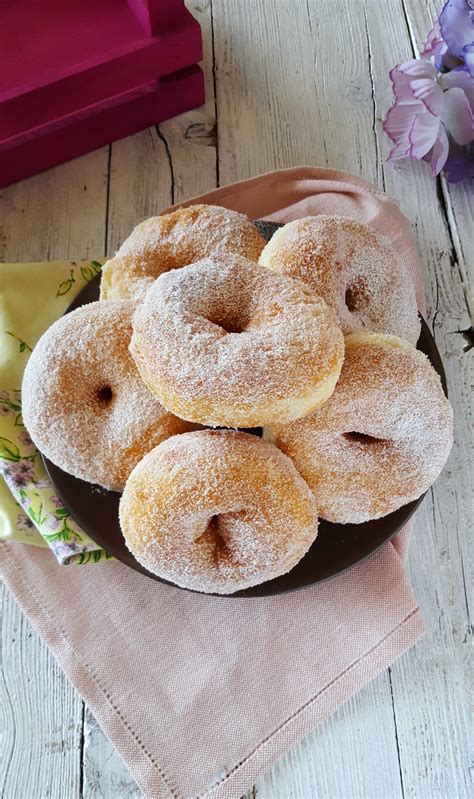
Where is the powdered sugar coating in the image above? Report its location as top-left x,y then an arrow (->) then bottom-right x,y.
259,215 -> 420,343
130,254 -> 345,427
265,333 -> 453,523
119,430 -> 319,594
100,204 -> 266,301
22,301 -> 196,491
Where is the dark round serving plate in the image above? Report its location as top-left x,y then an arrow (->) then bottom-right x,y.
42,220 -> 448,597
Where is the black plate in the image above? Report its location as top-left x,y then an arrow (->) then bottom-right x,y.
42,221 -> 447,596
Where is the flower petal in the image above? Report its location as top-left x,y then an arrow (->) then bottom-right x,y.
464,43 -> 474,76
389,60 -> 439,99
444,140 -> 474,181
425,129 -> 450,176
441,87 -> 474,144
410,77 -> 444,115
440,68 -> 474,109
422,19 -> 446,58
409,112 -> 443,157
439,0 -> 474,65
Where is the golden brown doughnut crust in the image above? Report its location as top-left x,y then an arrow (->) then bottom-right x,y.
119,430 -> 319,594
259,215 -> 420,343
21,301 -> 196,491
265,333 -> 453,523
130,254 -> 344,427
100,204 -> 266,301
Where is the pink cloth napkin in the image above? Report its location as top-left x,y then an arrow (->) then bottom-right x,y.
0,168 -> 425,799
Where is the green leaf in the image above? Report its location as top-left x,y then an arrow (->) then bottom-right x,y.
14,413 -> 24,427
27,507 -> 39,523
56,268 -> 76,297
91,261 -> 103,273
55,507 -> 70,517
56,278 -> 74,297
80,265 -> 94,282
92,549 -> 102,562
0,437 -> 21,461
4,331 -> 32,353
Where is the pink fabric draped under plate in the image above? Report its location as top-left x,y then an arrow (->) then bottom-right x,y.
0,168 -> 425,799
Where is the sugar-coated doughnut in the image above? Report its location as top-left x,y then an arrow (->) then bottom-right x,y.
100,204 -> 266,301
130,254 -> 345,428
265,333 -> 453,523
22,301 -> 195,491
259,215 -> 420,343
119,430 -> 319,594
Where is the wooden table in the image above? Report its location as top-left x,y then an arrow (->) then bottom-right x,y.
1,2 -> 471,797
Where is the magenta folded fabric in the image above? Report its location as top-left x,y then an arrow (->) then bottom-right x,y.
0,168 -> 425,799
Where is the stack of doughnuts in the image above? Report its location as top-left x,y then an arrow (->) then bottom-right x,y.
22,204 -> 453,594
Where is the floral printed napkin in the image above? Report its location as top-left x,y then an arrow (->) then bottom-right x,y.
0,259 -> 112,565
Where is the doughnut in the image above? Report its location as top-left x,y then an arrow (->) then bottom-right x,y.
119,430 -> 319,594
265,333 -> 453,523
259,215 -> 420,343
22,301 -> 195,491
100,204 -> 266,301
130,253 -> 345,428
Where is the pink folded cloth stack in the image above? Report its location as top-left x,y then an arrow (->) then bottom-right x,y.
0,168 -> 426,799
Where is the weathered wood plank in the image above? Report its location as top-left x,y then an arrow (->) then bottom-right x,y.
0,582 -> 83,799
0,149 -> 109,798
106,129 -> 173,256
0,148 -> 109,262
365,2 -> 473,797
214,0 -> 379,186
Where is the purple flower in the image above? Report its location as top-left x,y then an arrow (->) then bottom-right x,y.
18,430 -> 33,447
444,140 -> 474,180
44,512 -> 61,532
383,59 -> 474,176
422,18 -> 464,71
49,494 -> 64,509
52,538 -> 87,564
439,0 -> 474,76
2,459 -> 35,489
16,511 -> 35,533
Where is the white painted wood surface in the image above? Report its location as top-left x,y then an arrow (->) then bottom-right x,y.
0,1 -> 471,797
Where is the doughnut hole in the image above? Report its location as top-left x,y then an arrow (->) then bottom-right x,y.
344,276 -> 370,314
209,316 -> 247,334
96,385 -> 113,405
343,431 -> 389,446
205,515 -> 231,562
206,307 -> 250,334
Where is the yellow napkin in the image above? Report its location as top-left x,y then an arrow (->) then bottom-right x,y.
0,259 -> 112,564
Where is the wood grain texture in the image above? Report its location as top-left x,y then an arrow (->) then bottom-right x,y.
214,0 -> 379,185
0,581 -> 83,799
0,1 -> 471,797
